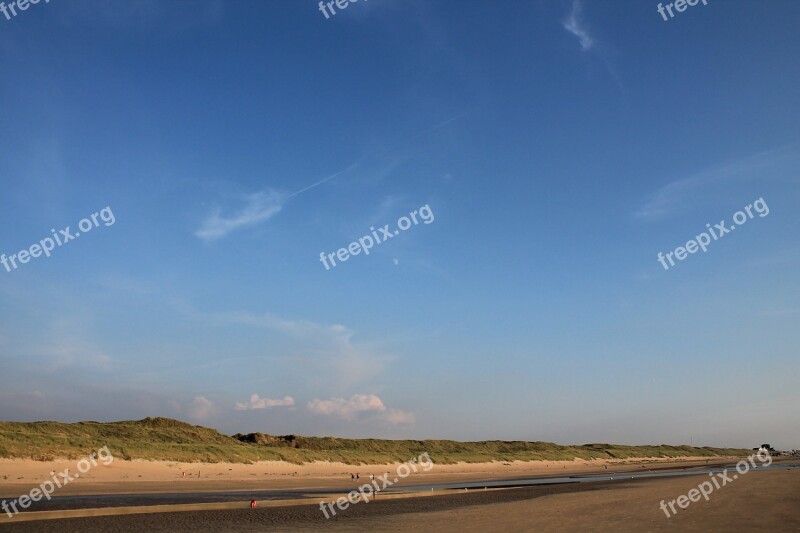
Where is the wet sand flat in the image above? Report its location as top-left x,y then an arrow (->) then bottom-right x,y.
1,468 -> 797,532
328,468 -> 800,533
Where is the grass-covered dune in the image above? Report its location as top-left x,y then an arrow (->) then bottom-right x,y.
0,417 -> 749,465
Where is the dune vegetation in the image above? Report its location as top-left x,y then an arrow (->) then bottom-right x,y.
0,417 -> 749,465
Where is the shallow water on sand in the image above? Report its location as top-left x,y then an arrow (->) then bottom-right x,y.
7,463 -> 797,513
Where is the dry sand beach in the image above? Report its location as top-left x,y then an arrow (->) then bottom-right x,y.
0,455 -> 727,496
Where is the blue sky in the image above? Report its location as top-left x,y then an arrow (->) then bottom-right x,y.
1,0 -> 798,449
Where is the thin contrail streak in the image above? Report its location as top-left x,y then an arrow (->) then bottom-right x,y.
286,162 -> 360,199
286,112 -> 465,198
407,112 -> 469,142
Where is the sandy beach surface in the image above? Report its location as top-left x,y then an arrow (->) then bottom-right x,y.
0,455 -> 726,497
0,465 -> 797,532
0,459 -> 800,532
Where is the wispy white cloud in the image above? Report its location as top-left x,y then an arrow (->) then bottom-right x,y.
195,190 -> 285,241
563,0 -> 594,51
194,163 -> 359,241
194,113 -> 464,242
560,0 -> 626,93
307,394 -> 414,425
182,306 -> 393,388
635,143 -> 800,219
235,394 -> 295,411
12,315 -> 116,373
211,310 -> 337,337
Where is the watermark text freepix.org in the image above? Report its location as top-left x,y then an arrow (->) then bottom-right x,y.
1,0 -> 52,22
657,0 -> 709,22
1,446 -> 114,518
319,452 -> 433,518
659,450 -> 771,518
1,206 -> 116,274
318,0 -> 366,20
319,204 -> 434,271
657,197 -> 768,271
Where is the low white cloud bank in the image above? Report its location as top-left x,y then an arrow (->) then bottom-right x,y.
187,396 -> 215,420
235,394 -> 295,411
307,394 -> 414,425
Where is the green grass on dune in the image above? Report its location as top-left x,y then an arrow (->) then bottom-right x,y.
0,417 -> 749,465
